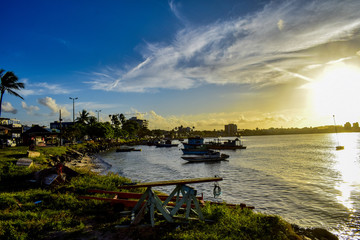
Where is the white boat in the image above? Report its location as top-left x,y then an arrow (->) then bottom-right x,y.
181,152 -> 229,162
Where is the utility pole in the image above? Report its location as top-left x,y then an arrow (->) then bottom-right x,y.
59,109 -> 62,146
69,97 -> 78,122
95,110 -> 101,122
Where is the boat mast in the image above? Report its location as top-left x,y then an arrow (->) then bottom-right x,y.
333,115 -> 340,146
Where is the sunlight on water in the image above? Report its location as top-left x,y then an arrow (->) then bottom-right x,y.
333,134 -> 360,211
98,133 -> 360,239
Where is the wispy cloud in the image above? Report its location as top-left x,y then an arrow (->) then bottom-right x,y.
1,102 -> 17,114
37,96 -> 71,117
169,0 -> 189,26
20,79 -> 73,96
88,0 -> 360,93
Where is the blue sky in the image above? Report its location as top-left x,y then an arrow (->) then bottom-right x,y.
1,0 -> 360,130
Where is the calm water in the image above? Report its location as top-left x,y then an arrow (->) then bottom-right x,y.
97,133 -> 360,239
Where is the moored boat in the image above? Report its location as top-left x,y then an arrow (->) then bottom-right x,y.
116,147 -> 141,152
205,138 -> 246,150
181,136 -> 209,154
181,151 -> 229,162
156,139 -> 179,147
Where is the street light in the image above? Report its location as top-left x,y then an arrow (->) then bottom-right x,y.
69,97 -> 78,122
95,110 -> 101,122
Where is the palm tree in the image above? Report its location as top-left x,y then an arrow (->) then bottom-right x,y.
76,109 -> 90,124
0,69 -> 25,117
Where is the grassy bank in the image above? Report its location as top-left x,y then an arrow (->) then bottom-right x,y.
0,144 -> 337,239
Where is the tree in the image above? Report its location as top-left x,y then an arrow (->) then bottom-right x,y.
0,69 -> 25,117
76,109 -> 90,124
122,120 -> 140,138
109,114 -> 120,127
88,116 -> 97,125
119,113 -> 126,125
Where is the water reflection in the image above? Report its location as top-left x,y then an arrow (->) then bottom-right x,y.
333,133 -> 360,211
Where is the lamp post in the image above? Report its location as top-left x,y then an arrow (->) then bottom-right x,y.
69,97 -> 78,122
95,110 -> 101,122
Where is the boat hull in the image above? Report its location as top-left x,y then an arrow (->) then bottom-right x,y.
205,145 -> 246,150
156,144 -> 179,147
181,153 -> 229,162
181,148 -> 209,155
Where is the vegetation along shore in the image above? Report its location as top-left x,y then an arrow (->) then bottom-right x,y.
0,141 -> 338,239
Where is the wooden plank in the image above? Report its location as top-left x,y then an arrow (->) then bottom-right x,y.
78,196 -> 204,208
78,196 -> 141,208
87,189 -> 203,201
118,177 -> 223,189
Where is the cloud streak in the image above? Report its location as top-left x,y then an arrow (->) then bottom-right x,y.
88,0 -> 360,93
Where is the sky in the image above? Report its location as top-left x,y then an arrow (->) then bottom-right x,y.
1,0 -> 360,130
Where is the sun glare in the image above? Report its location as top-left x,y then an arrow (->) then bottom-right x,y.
311,64 -> 360,122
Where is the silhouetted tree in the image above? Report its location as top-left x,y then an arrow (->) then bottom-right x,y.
76,109 -> 90,124
0,69 -> 25,117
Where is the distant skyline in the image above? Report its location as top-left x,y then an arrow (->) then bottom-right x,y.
1,0 -> 360,130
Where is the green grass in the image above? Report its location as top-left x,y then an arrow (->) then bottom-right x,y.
163,204 -> 301,240
0,172 -> 132,239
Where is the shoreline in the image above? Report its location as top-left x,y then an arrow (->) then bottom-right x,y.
65,153 -> 112,173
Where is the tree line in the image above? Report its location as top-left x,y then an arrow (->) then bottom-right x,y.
61,111 -> 152,142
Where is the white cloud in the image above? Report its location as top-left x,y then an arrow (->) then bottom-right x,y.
37,96 -> 71,117
21,101 -> 40,115
88,0 -> 360,93
1,102 -> 17,114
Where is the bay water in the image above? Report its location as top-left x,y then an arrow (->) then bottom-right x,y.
97,133 -> 360,239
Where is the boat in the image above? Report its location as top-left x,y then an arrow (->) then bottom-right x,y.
182,136 -> 205,148
205,138 -> 246,150
156,139 -> 179,147
181,151 -> 229,162
181,137 -> 209,154
116,147 -> 141,152
333,115 -> 344,150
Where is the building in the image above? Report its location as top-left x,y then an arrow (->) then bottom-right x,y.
129,117 -> 148,128
225,124 -> 238,136
50,121 -> 74,130
23,125 -> 59,146
0,118 -> 23,145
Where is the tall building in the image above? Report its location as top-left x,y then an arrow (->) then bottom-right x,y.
225,124 -> 237,136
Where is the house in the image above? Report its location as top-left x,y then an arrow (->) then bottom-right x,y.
23,125 -> 59,146
0,118 -> 23,146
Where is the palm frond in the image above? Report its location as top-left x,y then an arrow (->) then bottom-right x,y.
6,89 -> 24,100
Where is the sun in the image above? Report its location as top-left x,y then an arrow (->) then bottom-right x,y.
311,63 -> 360,122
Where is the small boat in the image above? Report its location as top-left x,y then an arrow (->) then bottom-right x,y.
333,115 -> 344,151
181,151 -> 229,162
205,138 -> 246,150
156,139 -> 179,147
116,147 -> 141,152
